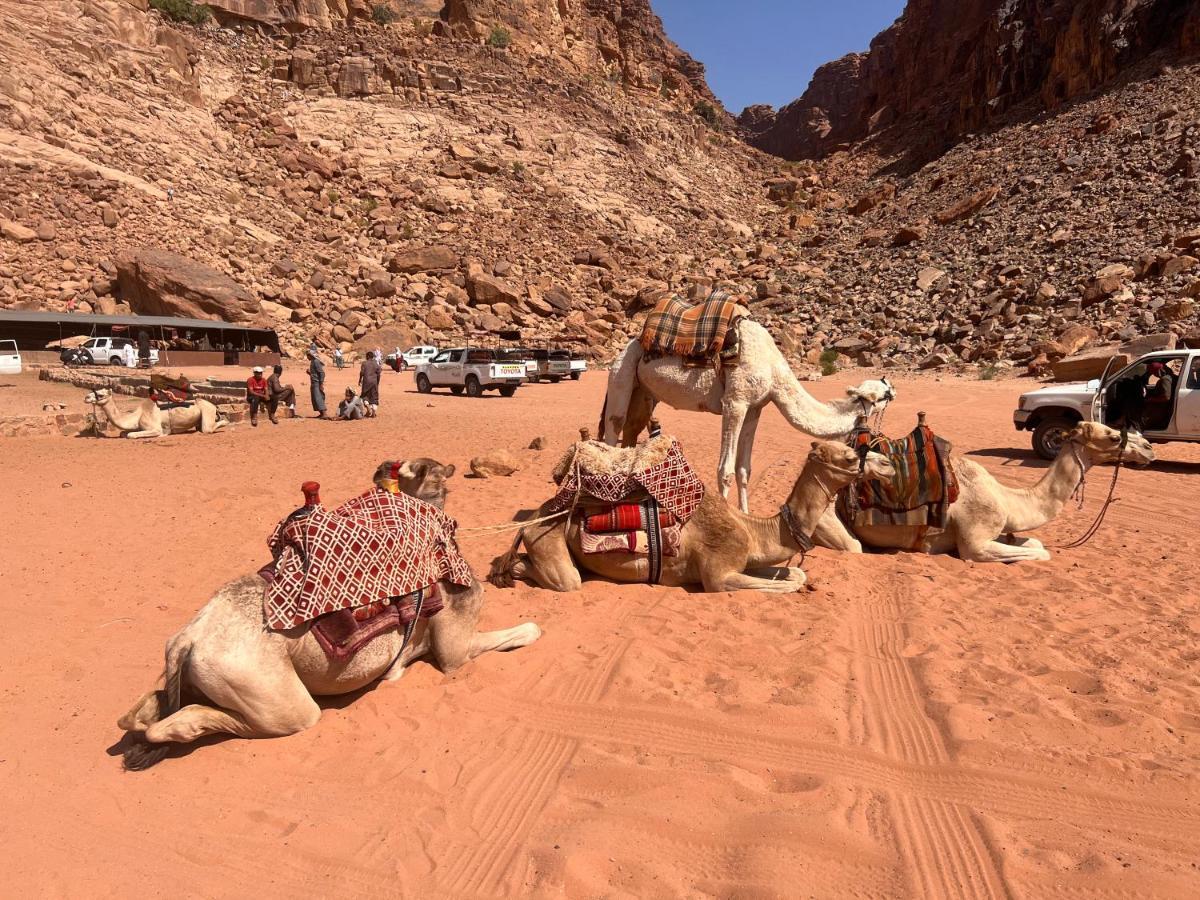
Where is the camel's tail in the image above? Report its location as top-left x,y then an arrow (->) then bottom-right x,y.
121,644 -> 191,772
599,339 -> 644,444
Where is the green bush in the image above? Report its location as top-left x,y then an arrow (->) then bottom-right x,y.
150,0 -> 211,25
488,25 -> 512,49
693,100 -> 721,128
819,348 -> 839,377
371,3 -> 398,25
979,364 -> 1000,381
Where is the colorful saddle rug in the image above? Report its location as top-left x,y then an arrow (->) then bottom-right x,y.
837,425 -> 959,529
579,524 -> 682,557
639,291 -> 743,362
547,435 -> 705,524
261,488 -> 473,630
310,586 -> 443,662
149,372 -> 194,407
583,503 -> 676,534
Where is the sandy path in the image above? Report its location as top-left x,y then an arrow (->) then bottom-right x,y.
1,369 -> 1198,898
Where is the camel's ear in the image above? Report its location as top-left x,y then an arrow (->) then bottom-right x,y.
442,463 -> 456,479
811,441 -> 821,450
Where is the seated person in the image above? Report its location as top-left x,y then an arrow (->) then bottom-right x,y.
1189,363 -> 1200,390
246,366 -> 273,426
1143,361 -> 1176,430
338,387 -> 366,421
267,364 -> 297,418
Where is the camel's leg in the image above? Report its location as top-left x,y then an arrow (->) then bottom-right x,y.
520,519 -> 583,592
717,401 -> 750,503
703,569 -> 808,594
118,688 -> 163,732
429,581 -> 541,674
468,624 -> 543,659
734,405 -> 763,513
601,340 -> 644,444
145,703 -> 267,742
125,429 -> 165,439
811,507 -> 863,553
957,533 -> 1051,564
621,384 -> 656,447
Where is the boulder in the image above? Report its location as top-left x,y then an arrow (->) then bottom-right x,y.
389,246 -> 458,274
1,220 -> 37,243
115,249 -> 262,323
1051,346 -> 1128,383
467,272 -> 521,306
469,449 -> 522,478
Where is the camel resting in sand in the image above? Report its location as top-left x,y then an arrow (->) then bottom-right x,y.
118,459 -> 540,770
85,387 -> 226,438
490,440 -> 894,594
814,422 -> 1155,563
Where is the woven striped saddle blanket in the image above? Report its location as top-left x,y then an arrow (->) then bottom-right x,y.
639,291 -> 744,363
837,425 -> 959,529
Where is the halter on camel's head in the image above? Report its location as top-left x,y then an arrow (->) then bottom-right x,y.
84,388 -> 111,405
846,377 -> 896,411
807,440 -> 895,485
374,458 -> 457,508
1067,422 -> 1154,468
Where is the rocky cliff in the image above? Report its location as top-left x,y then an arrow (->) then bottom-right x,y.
748,0 -> 1200,161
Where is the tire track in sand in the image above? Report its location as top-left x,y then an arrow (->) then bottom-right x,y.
432,634 -> 633,897
848,579 -> 1010,899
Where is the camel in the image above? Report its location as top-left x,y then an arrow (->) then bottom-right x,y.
489,440 -> 895,594
117,458 -> 541,769
85,387 -> 227,438
813,422 -> 1155,563
600,318 -> 896,512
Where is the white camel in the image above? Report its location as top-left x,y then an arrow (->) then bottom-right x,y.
601,319 -> 895,511
814,422 -> 1155,563
85,387 -> 227,438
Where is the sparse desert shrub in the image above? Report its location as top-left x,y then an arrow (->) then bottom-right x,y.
819,348 -> 840,377
371,3 -> 398,25
693,100 -> 721,128
488,25 -> 512,49
511,160 -> 526,175
150,0 -> 211,25
979,364 -> 1000,381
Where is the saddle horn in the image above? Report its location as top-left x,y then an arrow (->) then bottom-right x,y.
301,481 -> 321,507
917,411 -> 927,428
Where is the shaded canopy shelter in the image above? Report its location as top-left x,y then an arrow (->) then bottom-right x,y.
0,310 -> 281,354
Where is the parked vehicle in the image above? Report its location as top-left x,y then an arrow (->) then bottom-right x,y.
498,347 -> 537,382
413,347 -> 526,397
76,336 -> 159,366
384,345 -> 438,371
1015,349 -> 1200,459
569,354 -> 587,381
0,339 -> 21,375
529,348 -> 571,383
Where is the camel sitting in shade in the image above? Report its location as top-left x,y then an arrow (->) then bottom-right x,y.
117,459 -> 541,770
814,422 -> 1155,563
600,318 -> 896,512
489,440 -> 895,594
85,387 -> 226,438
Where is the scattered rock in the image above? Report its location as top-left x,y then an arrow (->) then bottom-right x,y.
469,450 -> 522,478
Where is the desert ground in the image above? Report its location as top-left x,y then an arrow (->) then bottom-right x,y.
2,366 -> 1199,899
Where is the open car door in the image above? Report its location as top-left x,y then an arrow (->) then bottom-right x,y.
1090,356 -> 1124,425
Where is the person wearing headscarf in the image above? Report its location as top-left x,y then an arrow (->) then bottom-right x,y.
338,387 -> 366,420
246,366 -> 271,426
359,349 -> 382,407
308,348 -> 328,419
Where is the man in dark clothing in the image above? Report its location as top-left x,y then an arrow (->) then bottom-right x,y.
1143,361 -> 1176,429
137,330 -> 151,368
246,366 -> 272,426
267,364 -> 296,422
359,350 -> 382,406
308,349 -> 328,418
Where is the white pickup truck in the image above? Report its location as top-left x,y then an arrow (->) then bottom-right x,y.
77,336 -> 159,366
569,355 -> 587,381
413,347 -> 526,397
1015,349 -> 1200,458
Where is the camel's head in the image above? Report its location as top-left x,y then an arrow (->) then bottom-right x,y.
1068,422 -> 1155,468
374,458 -> 457,509
84,388 -> 111,405
808,440 -> 896,486
846,378 -> 896,412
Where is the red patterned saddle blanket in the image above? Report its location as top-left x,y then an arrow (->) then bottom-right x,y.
310,586 -> 443,662
639,290 -> 743,363
149,373 -> 194,408
583,503 -> 675,534
837,425 -> 959,529
261,487 -> 474,631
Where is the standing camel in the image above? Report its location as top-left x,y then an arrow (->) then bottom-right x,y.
815,423 -> 1154,563
489,440 -> 894,594
85,387 -> 226,438
601,320 -> 895,512
117,459 -> 540,769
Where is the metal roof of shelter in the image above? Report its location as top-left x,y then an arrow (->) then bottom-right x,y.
0,310 -> 276,333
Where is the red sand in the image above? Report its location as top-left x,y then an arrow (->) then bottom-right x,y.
2,368 -> 1198,898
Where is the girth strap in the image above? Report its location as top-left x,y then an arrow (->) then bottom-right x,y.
643,497 -> 663,585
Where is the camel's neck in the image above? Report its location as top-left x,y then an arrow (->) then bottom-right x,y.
770,369 -> 862,440
99,398 -> 140,430
739,467 -> 842,568
998,447 -> 1090,533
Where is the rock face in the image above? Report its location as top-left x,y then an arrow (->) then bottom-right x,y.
750,0 -> 1200,160
204,0 -> 374,30
116,250 -> 263,323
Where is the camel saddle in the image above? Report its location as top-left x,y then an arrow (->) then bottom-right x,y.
837,423 -> 959,530
639,290 -> 743,365
309,586 -> 443,662
149,373 -> 194,409
260,487 -> 474,631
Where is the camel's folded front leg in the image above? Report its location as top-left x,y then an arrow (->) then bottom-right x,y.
811,507 -> 862,553
703,567 -> 807,594
958,537 -> 1051,564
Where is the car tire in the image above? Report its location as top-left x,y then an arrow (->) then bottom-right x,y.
549,375 -> 562,384
80,351 -> 94,365
1032,416 -> 1077,461
416,374 -> 432,394
450,386 -> 464,395
109,356 -> 123,366
465,376 -> 482,398
499,385 -> 517,397
570,372 -> 581,381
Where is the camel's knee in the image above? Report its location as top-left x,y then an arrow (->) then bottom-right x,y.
118,689 -> 162,731
540,566 -> 582,593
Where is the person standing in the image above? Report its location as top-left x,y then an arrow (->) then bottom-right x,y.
267,363 -> 297,422
308,348 -> 328,419
246,366 -> 271,427
137,330 -> 151,368
333,346 -> 345,369
122,341 -> 137,368
359,349 -> 382,408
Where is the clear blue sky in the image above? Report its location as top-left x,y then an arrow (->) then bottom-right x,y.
653,0 -> 907,113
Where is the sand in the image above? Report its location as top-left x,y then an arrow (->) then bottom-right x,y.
1,366 -> 1198,898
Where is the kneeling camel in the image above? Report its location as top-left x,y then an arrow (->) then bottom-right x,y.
86,387 -> 226,438
490,441 -> 894,594
118,459 -> 541,769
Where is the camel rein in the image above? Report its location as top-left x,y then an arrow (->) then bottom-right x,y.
1055,429 -> 1126,550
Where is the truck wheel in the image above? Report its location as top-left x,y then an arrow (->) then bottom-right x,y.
570,372 -> 581,381
416,373 -> 432,394
1032,416 -> 1076,461
450,386 -> 464,395
465,376 -> 482,398
499,385 -> 517,397
109,356 -> 123,366
549,376 -> 562,384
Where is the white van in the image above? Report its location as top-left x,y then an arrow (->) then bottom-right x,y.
0,339 -> 21,375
